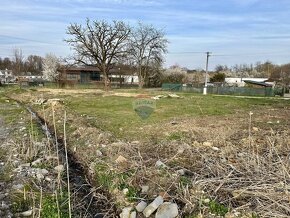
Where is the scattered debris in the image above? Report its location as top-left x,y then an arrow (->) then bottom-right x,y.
143,196 -> 164,217
119,206 -> 133,218
115,155 -> 128,164
54,164 -> 64,173
203,141 -> 213,147
141,185 -> 149,194
252,127 -> 259,131
136,201 -> 147,212
152,93 -> 183,100
155,160 -> 167,168
155,202 -> 178,218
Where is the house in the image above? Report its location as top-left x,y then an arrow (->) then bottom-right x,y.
0,69 -> 14,83
61,66 -> 101,83
60,66 -> 139,85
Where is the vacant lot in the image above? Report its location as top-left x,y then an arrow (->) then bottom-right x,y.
4,87 -> 290,217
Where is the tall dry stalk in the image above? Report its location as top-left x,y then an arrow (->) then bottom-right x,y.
42,104 -> 52,157
51,104 -> 60,165
64,110 -> 72,218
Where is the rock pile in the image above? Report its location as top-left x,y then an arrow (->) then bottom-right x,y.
120,195 -> 179,218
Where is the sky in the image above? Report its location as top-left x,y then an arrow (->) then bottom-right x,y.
1,0 -> 290,70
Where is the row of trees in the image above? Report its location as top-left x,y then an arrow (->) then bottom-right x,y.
0,49 -> 43,75
214,61 -> 289,78
65,19 -> 168,89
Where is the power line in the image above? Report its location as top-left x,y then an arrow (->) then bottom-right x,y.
0,34 -> 61,45
167,51 -> 206,54
168,50 -> 290,56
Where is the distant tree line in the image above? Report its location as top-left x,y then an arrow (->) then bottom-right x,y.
213,61 -> 290,87
1,33 -> 289,89
0,49 -> 43,75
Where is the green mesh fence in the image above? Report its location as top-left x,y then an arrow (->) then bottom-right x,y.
162,83 -> 277,97
161,83 -> 183,91
206,86 -> 273,96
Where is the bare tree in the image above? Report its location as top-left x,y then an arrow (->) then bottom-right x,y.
65,19 -> 131,90
25,55 -> 43,75
42,54 -> 60,82
12,48 -> 24,75
127,22 -> 168,88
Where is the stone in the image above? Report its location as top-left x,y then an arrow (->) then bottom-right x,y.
168,93 -> 181,98
20,127 -> 27,131
115,155 -> 128,164
136,201 -> 147,212
131,141 -> 140,145
0,193 -> 8,200
18,163 -> 30,168
177,169 -> 185,176
141,185 -> 149,194
96,150 -> 103,157
252,127 -> 259,131
123,188 -> 129,195
130,211 -> 137,218
54,165 -> 64,173
203,141 -> 213,147
120,207 -> 133,218
177,146 -> 185,154
31,158 -> 43,166
21,210 -> 33,216
171,121 -> 178,125
0,202 -> 9,210
155,202 -> 178,218
12,184 -> 24,190
155,160 -> 167,168
203,198 -> 210,203
36,173 -> 45,181
40,169 -> 49,176
143,196 -> 164,217
152,95 -> 166,100
45,177 -> 52,182
212,146 -> 220,151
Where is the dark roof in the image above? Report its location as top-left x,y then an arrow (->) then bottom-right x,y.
62,65 -> 136,75
243,80 -> 273,87
64,66 -> 100,72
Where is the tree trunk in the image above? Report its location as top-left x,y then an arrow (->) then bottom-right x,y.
138,68 -> 144,89
103,69 -> 111,92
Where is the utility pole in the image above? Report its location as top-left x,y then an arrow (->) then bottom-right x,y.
203,52 -> 212,95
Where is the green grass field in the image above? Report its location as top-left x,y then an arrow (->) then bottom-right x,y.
61,90 -> 289,140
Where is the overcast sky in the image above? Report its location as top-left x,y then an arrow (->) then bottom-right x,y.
1,0 -> 290,69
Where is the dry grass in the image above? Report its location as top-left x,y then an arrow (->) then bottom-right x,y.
6,88 -> 290,217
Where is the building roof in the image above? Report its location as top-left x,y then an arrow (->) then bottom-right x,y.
62,65 -> 136,76
243,80 -> 273,87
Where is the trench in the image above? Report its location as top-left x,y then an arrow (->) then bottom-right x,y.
24,104 -> 117,217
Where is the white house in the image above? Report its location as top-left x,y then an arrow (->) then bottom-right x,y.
0,69 -> 14,83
